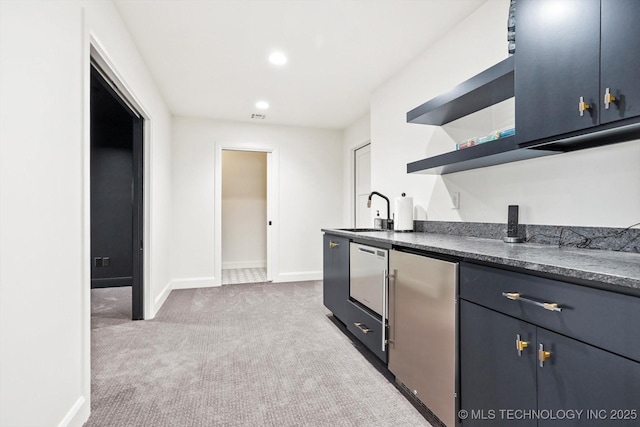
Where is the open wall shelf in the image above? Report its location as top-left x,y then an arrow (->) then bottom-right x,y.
407,56 -> 560,175
407,136 -> 558,175
406,53 -> 640,175
407,56 -> 514,126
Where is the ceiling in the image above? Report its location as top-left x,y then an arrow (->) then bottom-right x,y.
114,0 -> 487,130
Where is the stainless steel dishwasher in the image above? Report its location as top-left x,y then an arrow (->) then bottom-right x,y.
349,242 -> 388,318
388,249 -> 458,427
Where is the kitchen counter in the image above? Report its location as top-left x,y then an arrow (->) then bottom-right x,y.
322,229 -> 640,295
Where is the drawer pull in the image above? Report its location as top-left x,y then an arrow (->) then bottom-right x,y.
502,292 -> 562,312
516,334 -> 529,356
538,343 -> 552,367
329,241 -> 340,248
354,322 -> 372,334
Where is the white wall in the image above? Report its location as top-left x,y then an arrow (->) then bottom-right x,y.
342,113 -> 371,226
368,0 -> 640,227
171,117 -> 343,286
0,1 -> 172,426
222,150 -> 267,269
86,1 -> 174,317
0,3 -> 85,425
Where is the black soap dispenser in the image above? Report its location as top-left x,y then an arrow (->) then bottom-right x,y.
374,210 -> 383,229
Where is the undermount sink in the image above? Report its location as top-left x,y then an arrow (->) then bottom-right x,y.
337,228 -> 385,232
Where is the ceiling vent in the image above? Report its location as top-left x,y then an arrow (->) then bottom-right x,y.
251,113 -> 266,120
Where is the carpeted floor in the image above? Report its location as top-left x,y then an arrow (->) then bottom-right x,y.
86,281 -> 432,427
91,286 -> 132,330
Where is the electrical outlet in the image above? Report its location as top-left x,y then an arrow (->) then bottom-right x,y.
451,192 -> 460,210
94,257 -> 102,268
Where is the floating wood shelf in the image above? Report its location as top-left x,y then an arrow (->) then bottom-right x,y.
406,136 -> 558,175
406,56 -> 559,175
407,56 -> 514,126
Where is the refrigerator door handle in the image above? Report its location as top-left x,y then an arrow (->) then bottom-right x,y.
382,269 -> 387,351
386,270 -> 395,345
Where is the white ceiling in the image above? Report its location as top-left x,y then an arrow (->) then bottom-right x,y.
114,0 -> 487,129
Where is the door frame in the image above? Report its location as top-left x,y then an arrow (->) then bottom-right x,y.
85,35 -> 152,319
214,143 -> 279,285
353,141 -> 371,227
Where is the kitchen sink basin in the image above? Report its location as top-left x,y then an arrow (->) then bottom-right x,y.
337,228 -> 385,232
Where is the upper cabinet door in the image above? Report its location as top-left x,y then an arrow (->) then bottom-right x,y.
600,0 -> 640,124
515,0 -> 600,144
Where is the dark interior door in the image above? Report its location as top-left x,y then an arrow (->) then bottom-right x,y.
91,64 -> 144,320
515,0 -> 600,144
131,118 -> 144,320
600,0 -> 640,124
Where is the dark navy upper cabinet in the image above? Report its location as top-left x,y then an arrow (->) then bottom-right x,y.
515,0 -> 601,144
516,0 -> 640,147
600,0 -> 640,125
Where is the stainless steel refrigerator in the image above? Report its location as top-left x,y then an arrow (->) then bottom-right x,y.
388,249 -> 458,427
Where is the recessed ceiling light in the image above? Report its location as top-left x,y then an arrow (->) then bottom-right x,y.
255,101 -> 269,110
268,52 -> 287,66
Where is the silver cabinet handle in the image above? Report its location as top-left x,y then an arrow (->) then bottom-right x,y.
516,334 -> 529,357
387,270 -> 396,346
578,96 -> 590,117
354,322 -> 372,334
604,87 -> 617,109
382,268 -> 387,352
502,292 -> 562,312
329,241 -> 339,248
539,343 -> 552,367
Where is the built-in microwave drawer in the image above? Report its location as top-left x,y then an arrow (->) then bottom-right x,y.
460,262 -> 640,362
346,300 -> 387,363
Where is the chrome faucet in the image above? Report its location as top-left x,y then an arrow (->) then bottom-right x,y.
367,191 -> 393,230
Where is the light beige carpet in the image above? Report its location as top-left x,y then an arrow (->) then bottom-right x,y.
86,281 -> 432,426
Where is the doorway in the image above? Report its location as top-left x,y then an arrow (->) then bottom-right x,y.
221,150 -> 269,285
90,64 -> 144,320
215,145 -> 277,286
354,143 -> 371,228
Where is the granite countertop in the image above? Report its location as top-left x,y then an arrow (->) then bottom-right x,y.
322,229 -> 640,294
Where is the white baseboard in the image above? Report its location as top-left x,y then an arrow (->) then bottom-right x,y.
171,276 -> 219,290
276,271 -> 322,283
222,260 -> 266,269
58,396 -> 88,427
152,281 -> 173,317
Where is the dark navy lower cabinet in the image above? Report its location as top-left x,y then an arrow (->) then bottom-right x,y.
322,234 -> 349,323
537,328 -> 640,427
345,300 -> 387,362
460,301 -> 537,427
459,262 -> 640,426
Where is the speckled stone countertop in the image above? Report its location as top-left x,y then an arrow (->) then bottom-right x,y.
322,229 -> 640,294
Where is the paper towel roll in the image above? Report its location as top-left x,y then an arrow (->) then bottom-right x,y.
394,196 -> 413,231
